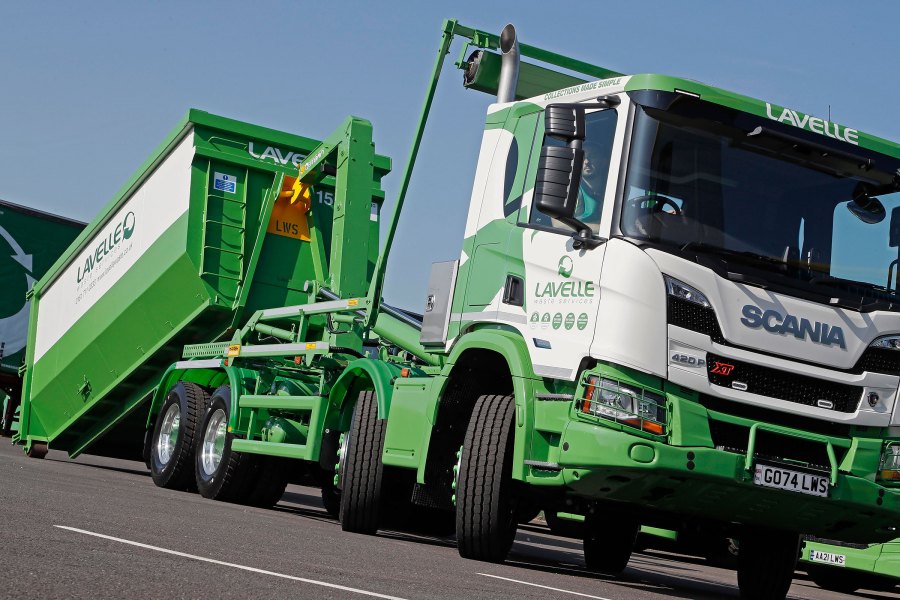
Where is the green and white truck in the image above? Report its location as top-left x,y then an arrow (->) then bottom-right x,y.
16,20 -> 900,600
0,199 -> 83,435
801,536 -> 899,593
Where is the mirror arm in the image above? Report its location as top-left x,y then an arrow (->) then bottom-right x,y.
558,216 -> 605,249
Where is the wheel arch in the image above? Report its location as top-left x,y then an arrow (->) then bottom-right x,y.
147,361 -> 240,430
420,329 -> 538,488
328,358 -> 404,426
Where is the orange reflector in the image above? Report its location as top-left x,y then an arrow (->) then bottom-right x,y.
642,421 -> 665,435
400,368 -> 410,378
879,470 -> 900,481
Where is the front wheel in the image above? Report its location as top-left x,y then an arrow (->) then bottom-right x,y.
456,394 -> 518,562
150,382 -> 209,490
737,529 -> 799,600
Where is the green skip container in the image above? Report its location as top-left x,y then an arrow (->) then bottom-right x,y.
17,109 -> 390,459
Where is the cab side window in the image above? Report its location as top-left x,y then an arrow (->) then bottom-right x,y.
528,109 -> 617,233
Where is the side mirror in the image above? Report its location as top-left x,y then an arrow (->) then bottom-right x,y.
532,104 -> 602,249
890,206 -> 900,248
545,105 -> 585,142
534,146 -> 584,220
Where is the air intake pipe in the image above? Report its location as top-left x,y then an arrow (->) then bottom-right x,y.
495,23 -> 520,103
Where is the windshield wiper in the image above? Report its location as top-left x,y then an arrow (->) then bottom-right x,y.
809,274 -> 897,302
680,242 -> 788,269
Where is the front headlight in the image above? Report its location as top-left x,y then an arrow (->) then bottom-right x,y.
576,376 -> 668,435
879,442 -> 900,482
664,275 -> 711,308
870,335 -> 900,351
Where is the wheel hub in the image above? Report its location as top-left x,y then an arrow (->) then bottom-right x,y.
156,403 -> 181,466
200,408 -> 228,477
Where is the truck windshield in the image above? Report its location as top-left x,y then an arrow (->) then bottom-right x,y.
621,93 -> 900,308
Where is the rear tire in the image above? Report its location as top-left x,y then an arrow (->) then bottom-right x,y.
583,511 -> 638,575
245,457 -> 290,508
321,475 -> 341,518
737,529 -> 799,600
150,382 -> 209,490
456,394 -> 518,562
194,386 -> 257,502
339,391 -> 385,534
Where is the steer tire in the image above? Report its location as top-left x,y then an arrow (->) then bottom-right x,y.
737,529 -> 800,600
456,394 -> 518,562
195,386 -> 258,503
150,382 -> 209,490
583,511 -> 639,575
339,391 -> 385,534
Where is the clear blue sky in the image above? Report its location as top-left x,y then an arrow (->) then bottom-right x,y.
2,0 -> 899,309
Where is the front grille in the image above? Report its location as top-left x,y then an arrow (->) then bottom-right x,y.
698,394 -> 852,438
708,418 -> 847,471
853,347 -> 900,376
667,297 -> 725,343
668,295 -> 900,378
706,353 -> 862,413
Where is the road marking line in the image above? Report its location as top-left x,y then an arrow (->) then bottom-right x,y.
477,573 -> 615,599
55,526 -> 408,600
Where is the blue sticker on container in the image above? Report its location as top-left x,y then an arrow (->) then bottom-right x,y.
214,172 -> 236,194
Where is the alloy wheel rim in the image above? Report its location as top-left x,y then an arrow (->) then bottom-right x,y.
200,408 -> 228,477
156,403 -> 181,466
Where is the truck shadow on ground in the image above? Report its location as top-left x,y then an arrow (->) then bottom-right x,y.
50,457 -> 151,479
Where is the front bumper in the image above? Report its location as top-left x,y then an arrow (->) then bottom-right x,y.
557,419 -> 899,543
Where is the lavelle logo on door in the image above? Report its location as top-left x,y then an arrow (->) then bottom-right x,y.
558,255 -> 573,278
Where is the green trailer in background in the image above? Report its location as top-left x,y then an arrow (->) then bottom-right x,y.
0,200 -> 84,435
801,537 -> 899,594
15,110 -> 391,473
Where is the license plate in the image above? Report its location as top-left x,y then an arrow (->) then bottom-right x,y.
809,549 -> 846,566
753,463 -> 829,497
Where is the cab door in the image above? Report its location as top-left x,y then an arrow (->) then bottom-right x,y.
510,105 -> 624,381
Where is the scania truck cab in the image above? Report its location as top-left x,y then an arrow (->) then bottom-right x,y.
369,27 -> 900,600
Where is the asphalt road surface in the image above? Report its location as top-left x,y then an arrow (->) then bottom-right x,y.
0,440 -> 892,599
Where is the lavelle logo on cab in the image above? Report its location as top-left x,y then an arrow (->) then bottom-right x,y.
76,211 -> 135,283
765,103 -> 859,145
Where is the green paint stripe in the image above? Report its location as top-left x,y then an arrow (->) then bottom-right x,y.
624,74 -> 900,159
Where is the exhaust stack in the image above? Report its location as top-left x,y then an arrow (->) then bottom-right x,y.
496,23 -> 519,103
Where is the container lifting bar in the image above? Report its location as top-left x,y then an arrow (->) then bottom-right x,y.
364,20 -> 622,327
